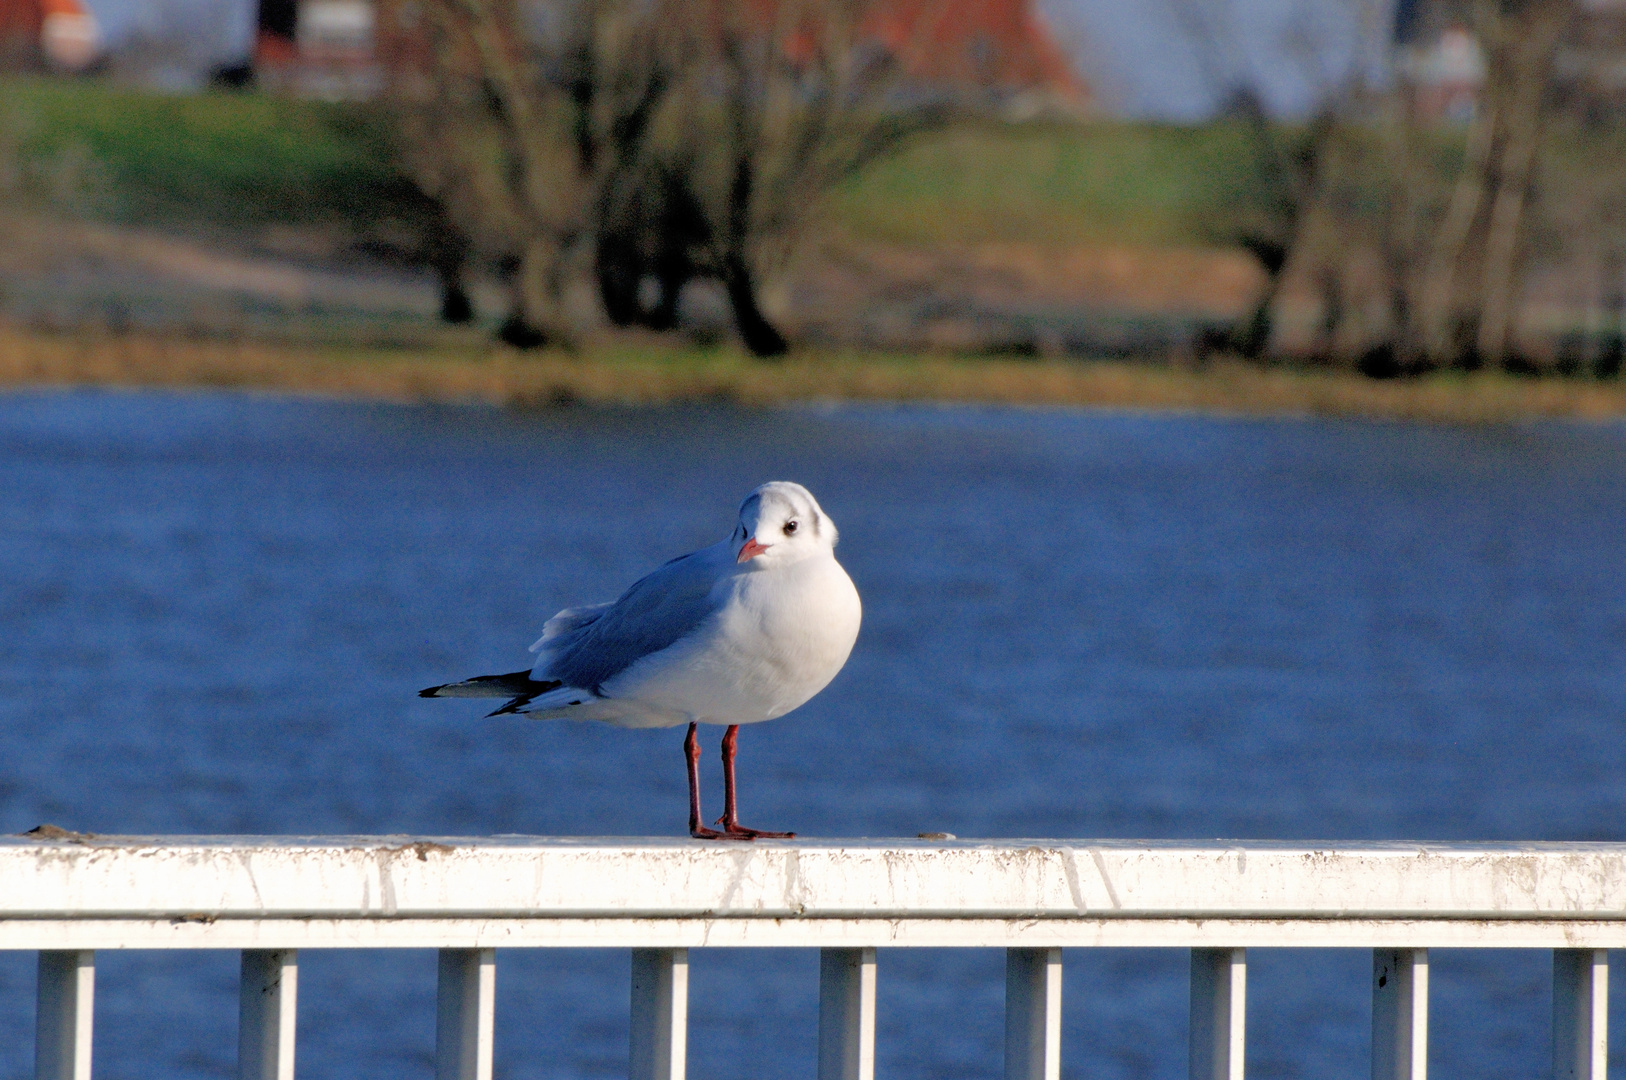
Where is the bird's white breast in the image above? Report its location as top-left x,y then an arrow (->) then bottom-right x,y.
599,554 -> 861,727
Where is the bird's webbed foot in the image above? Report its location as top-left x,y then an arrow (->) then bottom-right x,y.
714,816 -> 795,840
688,822 -> 729,840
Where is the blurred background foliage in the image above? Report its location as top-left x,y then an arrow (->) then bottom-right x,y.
1,0 -> 1625,381
0,76 -> 410,224
0,77 -> 1273,249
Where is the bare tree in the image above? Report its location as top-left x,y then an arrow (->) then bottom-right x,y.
1178,0 -> 1617,374
1406,0 -> 1574,367
385,0 -> 937,356
1170,0 -> 1393,359
387,75 -> 500,324
713,1 -> 943,354
596,0 -> 942,356
382,0 -> 671,346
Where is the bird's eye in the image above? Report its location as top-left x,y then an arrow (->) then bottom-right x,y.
783,520 -> 799,536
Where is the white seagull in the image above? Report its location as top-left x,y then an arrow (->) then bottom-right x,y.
421,482 -> 862,839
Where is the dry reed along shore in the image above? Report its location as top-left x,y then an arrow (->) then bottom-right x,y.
6,327 -> 1626,424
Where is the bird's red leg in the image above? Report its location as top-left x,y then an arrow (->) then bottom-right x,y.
685,723 -> 723,839
717,724 -> 741,828
715,724 -> 795,839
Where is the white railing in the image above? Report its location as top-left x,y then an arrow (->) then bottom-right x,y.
6,836 -> 1626,1080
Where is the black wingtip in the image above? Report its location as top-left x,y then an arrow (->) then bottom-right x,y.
419,685 -> 444,698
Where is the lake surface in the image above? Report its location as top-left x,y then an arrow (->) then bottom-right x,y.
1,390 -> 1625,1079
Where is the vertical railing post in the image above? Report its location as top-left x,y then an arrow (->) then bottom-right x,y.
437,948 -> 496,1080
1189,948 -> 1245,1080
36,950 -> 94,1080
1372,948 -> 1427,1080
1005,947 -> 1062,1080
629,948 -> 688,1080
239,949 -> 298,1080
1553,949 -> 1607,1080
818,947 -> 877,1080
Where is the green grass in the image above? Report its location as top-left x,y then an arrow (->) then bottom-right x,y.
829,120 -> 1268,248
0,75 -> 416,227
0,77 -> 1274,248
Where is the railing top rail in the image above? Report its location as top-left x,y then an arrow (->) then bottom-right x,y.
10,835 -> 1626,854
6,835 -> 1626,924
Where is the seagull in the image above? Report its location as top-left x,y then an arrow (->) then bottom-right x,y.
420,482 -> 862,839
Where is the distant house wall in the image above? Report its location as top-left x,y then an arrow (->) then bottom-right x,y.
1397,25 -> 1484,124
0,0 -> 43,69
255,0 -> 378,99
0,0 -> 100,72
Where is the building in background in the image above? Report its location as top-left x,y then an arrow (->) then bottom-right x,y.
1560,0 -> 1626,119
254,0 -> 1086,109
1396,24 -> 1483,123
254,0 -> 376,99
40,0 -> 98,67
8,0 -> 1400,120
1395,0 -> 1626,125
826,0 -> 1090,114
0,0 -> 102,71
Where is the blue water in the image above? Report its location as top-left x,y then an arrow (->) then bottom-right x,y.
2,390 -> 1626,1079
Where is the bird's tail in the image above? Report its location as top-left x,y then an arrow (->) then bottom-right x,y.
420,670 -> 535,698
420,670 -> 561,701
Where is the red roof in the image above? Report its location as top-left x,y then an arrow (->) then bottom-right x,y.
861,0 -> 1085,96
739,0 -> 1087,101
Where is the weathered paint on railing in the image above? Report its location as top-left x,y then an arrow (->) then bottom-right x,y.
6,836 -> 1622,1080
6,836 -> 1626,948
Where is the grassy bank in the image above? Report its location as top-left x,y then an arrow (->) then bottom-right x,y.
830,121 -> 1265,249
0,77 -> 411,228
6,328 -> 1626,423
0,76 -> 1261,248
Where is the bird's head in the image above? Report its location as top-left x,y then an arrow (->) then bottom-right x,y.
732,481 -> 837,566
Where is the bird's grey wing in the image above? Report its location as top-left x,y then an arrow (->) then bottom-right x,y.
529,603 -> 615,654
537,547 -> 726,693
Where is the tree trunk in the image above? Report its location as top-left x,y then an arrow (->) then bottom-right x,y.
1475,9 -> 1565,366
440,279 -> 475,324
1600,249 -> 1625,378
500,237 -> 570,349
595,236 -> 645,328
430,222 -> 475,324
723,253 -> 788,358
1474,121 -> 1539,365
1418,99 -> 1498,362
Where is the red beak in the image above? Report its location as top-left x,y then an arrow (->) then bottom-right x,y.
737,536 -> 769,563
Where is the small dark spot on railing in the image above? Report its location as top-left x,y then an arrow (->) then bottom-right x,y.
21,824 -> 94,843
